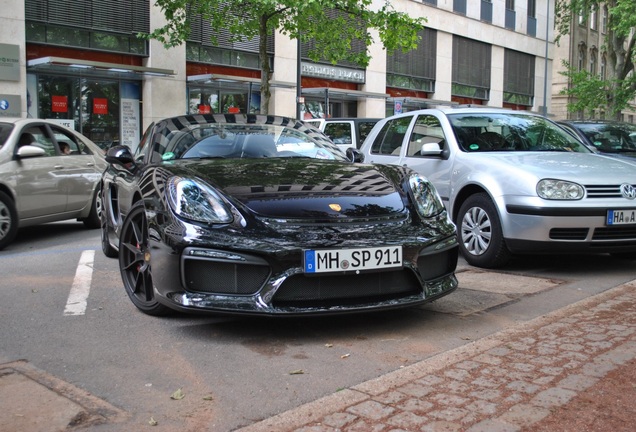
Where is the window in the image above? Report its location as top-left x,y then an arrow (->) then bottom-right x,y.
25,0 -> 148,55
452,36 -> 491,100
578,44 -> 586,71
528,0 -> 536,17
407,115 -> 446,157
386,28 -> 436,93
453,0 -> 467,14
602,6 -> 608,34
505,0 -> 516,30
504,49 -> 535,107
422,0 -> 437,5
481,0 -> 493,23
589,49 -> 597,75
590,7 -> 598,31
600,54 -> 606,79
370,117 -> 413,156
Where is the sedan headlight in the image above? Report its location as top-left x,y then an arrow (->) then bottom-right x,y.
167,176 -> 233,224
537,179 -> 584,200
408,174 -> 445,218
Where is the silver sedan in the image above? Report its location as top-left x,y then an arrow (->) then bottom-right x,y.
359,107 -> 636,268
0,118 -> 107,250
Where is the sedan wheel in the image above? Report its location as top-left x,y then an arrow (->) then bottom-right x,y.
0,191 -> 18,251
457,193 -> 510,268
119,202 -> 171,316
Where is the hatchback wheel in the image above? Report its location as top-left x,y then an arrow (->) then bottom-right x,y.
119,202 -> 171,316
457,193 -> 510,268
0,191 -> 18,251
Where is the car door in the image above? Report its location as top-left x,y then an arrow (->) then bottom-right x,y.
323,121 -> 356,152
14,125 -> 67,218
50,127 -> 102,212
395,113 -> 454,207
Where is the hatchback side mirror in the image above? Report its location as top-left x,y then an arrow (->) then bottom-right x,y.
346,147 -> 364,163
106,145 -> 136,168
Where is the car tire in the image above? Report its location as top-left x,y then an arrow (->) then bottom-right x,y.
82,189 -> 102,229
119,202 -> 172,316
457,193 -> 511,268
0,191 -> 18,251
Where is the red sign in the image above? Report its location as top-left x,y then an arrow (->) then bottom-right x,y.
198,104 -> 211,114
93,98 -> 108,115
52,95 -> 68,113
228,106 -> 240,114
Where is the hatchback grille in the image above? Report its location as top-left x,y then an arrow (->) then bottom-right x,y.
272,270 -> 420,307
592,226 -> 636,240
550,228 -> 589,240
585,184 -> 636,198
183,260 -> 270,294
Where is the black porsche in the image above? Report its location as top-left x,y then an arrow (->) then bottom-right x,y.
100,114 -> 458,316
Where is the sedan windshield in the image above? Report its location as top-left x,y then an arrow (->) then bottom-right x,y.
448,113 -> 591,153
157,124 -> 347,162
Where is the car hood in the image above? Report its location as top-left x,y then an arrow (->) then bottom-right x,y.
170,159 -> 407,219
463,152 -> 636,183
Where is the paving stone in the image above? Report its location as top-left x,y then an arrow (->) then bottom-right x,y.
321,412 -> 357,429
346,400 -> 395,421
386,411 -> 429,429
420,421 -> 463,432
497,403 -> 551,427
466,418 -> 520,432
530,387 -> 577,408
558,373 -> 600,391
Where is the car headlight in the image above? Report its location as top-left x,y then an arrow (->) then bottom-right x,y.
167,176 -> 233,224
537,179 -> 584,200
408,174 -> 445,218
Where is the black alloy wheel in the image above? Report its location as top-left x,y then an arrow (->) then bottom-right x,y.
119,202 -> 171,316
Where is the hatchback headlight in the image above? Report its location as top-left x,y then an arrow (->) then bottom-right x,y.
408,174 -> 445,217
167,176 -> 233,224
537,179 -> 584,200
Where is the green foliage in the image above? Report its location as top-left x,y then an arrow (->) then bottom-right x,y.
142,0 -> 425,114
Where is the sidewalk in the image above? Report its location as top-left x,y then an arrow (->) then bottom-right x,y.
237,279 -> 636,432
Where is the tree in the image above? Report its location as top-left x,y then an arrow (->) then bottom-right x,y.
145,0 -> 426,115
555,0 -> 636,119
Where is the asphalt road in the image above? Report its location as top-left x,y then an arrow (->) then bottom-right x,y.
1,220 -> 635,431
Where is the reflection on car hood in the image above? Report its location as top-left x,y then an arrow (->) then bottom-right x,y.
463,152 -> 636,183
172,159 -> 407,219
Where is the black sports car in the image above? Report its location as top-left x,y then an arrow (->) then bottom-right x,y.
100,114 -> 459,316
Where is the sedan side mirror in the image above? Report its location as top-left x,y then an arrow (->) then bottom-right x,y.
346,147 -> 364,163
16,145 -> 46,158
105,145 -> 136,168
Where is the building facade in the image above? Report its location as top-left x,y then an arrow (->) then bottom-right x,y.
1,0 -> 554,152
551,3 -> 636,122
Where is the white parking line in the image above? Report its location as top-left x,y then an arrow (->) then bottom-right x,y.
63,250 -> 95,316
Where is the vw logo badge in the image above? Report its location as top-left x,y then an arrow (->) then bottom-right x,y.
0,100 -> 8,111
620,183 -> 636,200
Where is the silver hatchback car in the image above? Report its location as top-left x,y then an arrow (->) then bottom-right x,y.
0,118 -> 107,250
360,107 -> 636,268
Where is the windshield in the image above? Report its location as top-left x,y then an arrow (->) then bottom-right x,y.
153,123 -> 347,162
448,113 -> 591,153
573,122 -> 636,153
0,123 -> 14,147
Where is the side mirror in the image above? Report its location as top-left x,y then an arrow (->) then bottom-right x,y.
346,147 -> 364,163
420,142 -> 443,156
16,145 -> 46,158
105,145 -> 136,167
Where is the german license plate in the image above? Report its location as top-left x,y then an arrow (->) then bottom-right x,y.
606,209 -> 636,225
304,246 -> 403,274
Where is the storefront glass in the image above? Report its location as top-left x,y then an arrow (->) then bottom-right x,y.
27,73 -> 141,152
188,86 -> 261,115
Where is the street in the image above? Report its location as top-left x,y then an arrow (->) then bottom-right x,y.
1,220 -> 635,432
